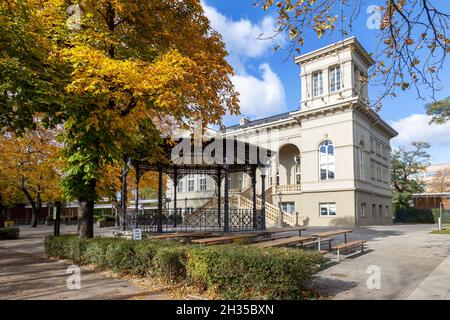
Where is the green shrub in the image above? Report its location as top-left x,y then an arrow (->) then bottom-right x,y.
44,234 -> 83,261
94,215 -> 115,223
45,235 -> 325,299
186,245 -> 325,299
394,208 -> 435,223
0,227 -> 20,240
154,246 -> 188,281
432,209 -> 450,224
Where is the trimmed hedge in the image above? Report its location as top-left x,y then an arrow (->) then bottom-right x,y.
187,245 -> 324,299
45,235 -> 325,299
394,208 -> 435,223
0,227 -> 20,240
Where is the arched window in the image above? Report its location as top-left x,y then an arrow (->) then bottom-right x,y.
359,142 -> 364,180
319,140 -> 335,180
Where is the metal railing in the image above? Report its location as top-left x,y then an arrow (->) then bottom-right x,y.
124,208 -> 262,233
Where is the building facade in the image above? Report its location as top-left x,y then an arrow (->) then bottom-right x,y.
166,37 -> 398,227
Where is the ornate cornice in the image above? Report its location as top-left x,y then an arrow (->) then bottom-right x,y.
294,37 -> 375,67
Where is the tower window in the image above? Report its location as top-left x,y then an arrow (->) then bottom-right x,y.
330,66 -> 342,92
312,71 -> 323,97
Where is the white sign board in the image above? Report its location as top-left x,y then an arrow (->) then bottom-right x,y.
132,228 -> 142,240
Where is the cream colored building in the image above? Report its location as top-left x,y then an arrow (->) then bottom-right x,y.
412,163 -> 450,192
166,37 -> 398,227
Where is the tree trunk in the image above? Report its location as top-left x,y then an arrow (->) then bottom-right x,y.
29,188 -> 42,228
20,178 -> 38,228
77,200 -> 94,238
77,180 -> 96,238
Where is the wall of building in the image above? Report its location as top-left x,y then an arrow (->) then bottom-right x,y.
355,191 -> 393,225
298,190 -> 356,227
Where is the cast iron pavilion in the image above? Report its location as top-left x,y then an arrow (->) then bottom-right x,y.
121,137 -> 273,233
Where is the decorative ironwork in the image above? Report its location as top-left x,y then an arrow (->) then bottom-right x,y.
124,208 -> 262,233
124,137 -> 273,234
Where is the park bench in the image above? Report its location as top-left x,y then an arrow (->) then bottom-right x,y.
191,233 -> 258,245
251,234 -> 293,243
147,232 -> 212,240
333,240 -> 367,261
249,236 -> 315,248
300,237 -> 334,251
264,226 -> 307,237
312,229 -> 353,251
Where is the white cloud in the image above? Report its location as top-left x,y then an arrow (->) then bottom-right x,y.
390,114 -> 450,147
202,1 -> 284,62
201,1 -> 287,118
231,63 -> 286,117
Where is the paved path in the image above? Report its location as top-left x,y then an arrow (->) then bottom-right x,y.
0,225 -> 171,300
407,254 -> 450,300
1,224 -> 450,300
301,224 -> 450,300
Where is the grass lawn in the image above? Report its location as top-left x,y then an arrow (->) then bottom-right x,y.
431,224 -> 450,235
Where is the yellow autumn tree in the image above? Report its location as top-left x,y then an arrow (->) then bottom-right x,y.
0,0 -> 239,237
0,125 -> 63,227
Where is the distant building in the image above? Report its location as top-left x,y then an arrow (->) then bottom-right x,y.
413,193 -> 450,210
411,163 -> 450,192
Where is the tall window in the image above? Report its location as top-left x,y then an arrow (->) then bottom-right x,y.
358,143 -> 365,180
238,175 -> 243,189
319,140 -> 335,180
268,164 -> 273,186
177,180 -> 184,193
379,205 -> 383,218
385,205 -> 390,218
372,204 -> 376,218
295,164 -> 301,185
295,155 -> 301,185
360,202 -> 366,217
330,66 -> 341,92
312,71 -> 323,97
187,174 -> 195,192
320,203 -> 336,217
199,175 -> 207,191
280,202 -> 295,214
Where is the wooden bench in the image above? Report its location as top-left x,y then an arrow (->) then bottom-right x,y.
333,240 -> 367,261
264,226 -> 307,237
249,236 -> 315,248
300,237 -> 334,251
312,230 -> 353,251
251,234 -> 293,243
191,234 -> 257,245
148,232 -> 212,240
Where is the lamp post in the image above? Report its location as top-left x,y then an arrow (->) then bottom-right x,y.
277,191 -> 283,227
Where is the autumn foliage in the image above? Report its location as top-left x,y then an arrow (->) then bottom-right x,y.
0,0 -> 239,237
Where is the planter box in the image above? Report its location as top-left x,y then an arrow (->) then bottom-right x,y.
97,220 -> 116,228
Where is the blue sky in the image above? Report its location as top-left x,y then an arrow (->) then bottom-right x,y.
202,0 -> 450,164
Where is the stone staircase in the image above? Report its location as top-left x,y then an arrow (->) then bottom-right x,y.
188,187 -> 295,227
229,188 -> 294,227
